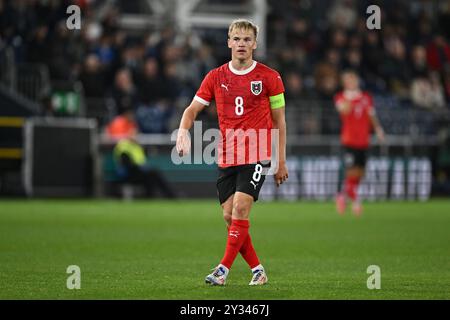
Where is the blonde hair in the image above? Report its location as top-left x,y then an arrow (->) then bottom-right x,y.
228,19 -> 258,40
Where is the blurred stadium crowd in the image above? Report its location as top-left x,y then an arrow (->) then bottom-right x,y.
1,0 -> 449,135
267,0 -> 450,104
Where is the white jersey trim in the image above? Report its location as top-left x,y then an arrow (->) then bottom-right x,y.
228,60 -> 257,75
343,89 -> 363,100
194,95 -> 210,106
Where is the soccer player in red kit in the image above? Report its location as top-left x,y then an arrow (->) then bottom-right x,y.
334,70 -> 385,216
176,19 -> 288,285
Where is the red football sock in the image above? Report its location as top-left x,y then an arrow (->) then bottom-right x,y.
221,219 -> 249,269
239,233 -> 260,269
345,176 -> 360,201
227,225 -> 260,269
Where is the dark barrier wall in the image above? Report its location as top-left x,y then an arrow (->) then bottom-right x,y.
101,152 -> 432,201
24,118 -> 98,197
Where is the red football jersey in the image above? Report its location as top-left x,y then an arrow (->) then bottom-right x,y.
334,91 -> 374,149
194,61 -> 285,167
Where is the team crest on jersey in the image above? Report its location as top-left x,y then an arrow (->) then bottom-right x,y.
251,81 -> 262,95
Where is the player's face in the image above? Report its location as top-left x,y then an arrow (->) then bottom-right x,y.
342,73 -> 359,91
228,28 -> 257,62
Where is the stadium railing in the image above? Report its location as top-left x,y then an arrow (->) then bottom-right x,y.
14,64 -> 51,103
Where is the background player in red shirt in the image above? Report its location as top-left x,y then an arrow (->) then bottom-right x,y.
334,70 -> 385,216
176,19 -> 288,286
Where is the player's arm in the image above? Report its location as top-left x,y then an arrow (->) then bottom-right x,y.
176,99 -> 207,156
177,70 -> 214,156
370,111 -> 386,143
335,98 -> 352,115
271,100 -> 288,187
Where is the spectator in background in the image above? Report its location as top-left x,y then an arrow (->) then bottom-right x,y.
286,17 -> 315,53
27,23 -> 49,65
410,45 -> 429,78
111,68 -> 138,115
426,34 -> 450,73
48,20 -> 77,81
328,0 -> 357,30
348,33 -> 362,50
100,4 -> 120,35
135,57 -> 165,104
79,54 -> 106,98
119,39 -> 145,75
113,137 -> 177,199
414,14 -> 434,44
105,107 -> 137,141
411,72 -> 446,110
362,31 -> 385,91
134,59 -> 177,134
277,49 -> 299,74
429,71 -> 446,107
94,34 -> 116,66
329,29 -> 348,55
381,37 -> 410,98
314,62 -> 339,99
161,62 -> 181,104
152,25 -> 177,63
81,20 -> 103,53
135,101 -> 173,134
285,71 -> 309,100
180,44 -> 217,96
324,48 -> 342,70
343,48 -> 362,71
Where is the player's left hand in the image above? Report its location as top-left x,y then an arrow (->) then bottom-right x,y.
176,129 -> 191,156
275,162 -> 289,187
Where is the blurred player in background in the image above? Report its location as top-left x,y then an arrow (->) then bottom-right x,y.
176,19 -> 288,285
335,70 -> 385,216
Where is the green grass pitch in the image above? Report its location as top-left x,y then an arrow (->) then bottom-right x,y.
0,199 -> 449,299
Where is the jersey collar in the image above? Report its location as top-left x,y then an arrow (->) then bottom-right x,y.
228,60 -> 257,75
343,89 -> 362,100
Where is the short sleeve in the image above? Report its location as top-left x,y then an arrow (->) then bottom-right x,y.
194,70 -> 215,106
267,71 -> 285,97
366,93 -> 375,115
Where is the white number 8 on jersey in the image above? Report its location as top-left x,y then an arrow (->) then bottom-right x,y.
235,96 -> 244,116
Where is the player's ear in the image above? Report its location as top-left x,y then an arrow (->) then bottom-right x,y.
227,38 -> 232,49
253,40 -> 257,50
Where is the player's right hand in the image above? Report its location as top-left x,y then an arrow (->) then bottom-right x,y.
337,100 -> 351,114
176,129 -> 191,156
